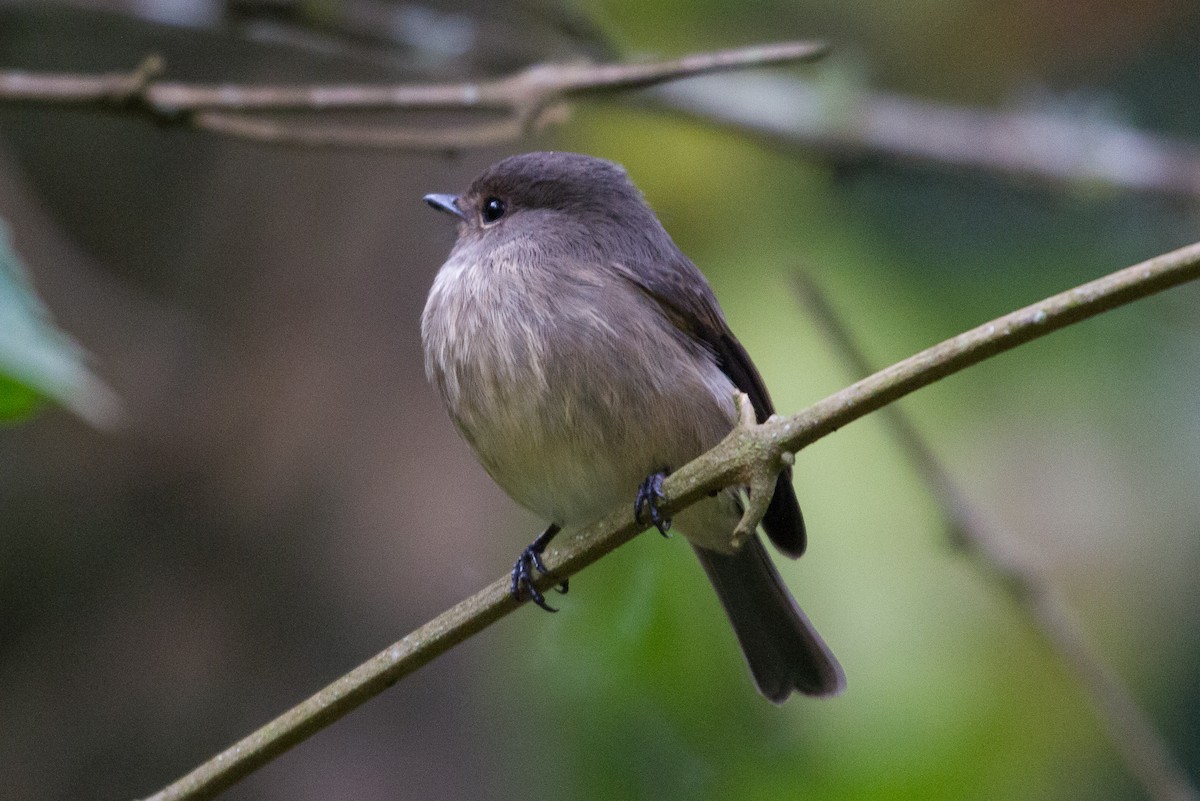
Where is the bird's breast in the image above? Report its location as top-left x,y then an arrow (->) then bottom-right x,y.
421,251 -> 737,526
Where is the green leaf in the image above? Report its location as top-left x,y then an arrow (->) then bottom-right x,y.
0,373 -> 44,421
0,220 -> 119,426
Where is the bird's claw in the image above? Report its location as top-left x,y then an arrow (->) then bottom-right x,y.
510,525 -> 567,612
635,469 -> 672,536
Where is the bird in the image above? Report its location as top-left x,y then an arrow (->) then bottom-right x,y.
421,151 -> 844,702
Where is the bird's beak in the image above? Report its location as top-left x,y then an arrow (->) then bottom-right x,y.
424,193 -> 466,220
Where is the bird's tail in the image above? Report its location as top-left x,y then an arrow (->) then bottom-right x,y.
694,538 -> 844,703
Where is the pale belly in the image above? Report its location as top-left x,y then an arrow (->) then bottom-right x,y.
460,353 -> 739,529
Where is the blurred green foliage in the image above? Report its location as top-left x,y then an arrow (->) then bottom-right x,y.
0,371 -> 42,419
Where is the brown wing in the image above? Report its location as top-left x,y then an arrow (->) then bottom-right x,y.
612,257 -> 806,558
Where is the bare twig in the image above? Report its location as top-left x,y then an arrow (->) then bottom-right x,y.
789,272 -> 996,544
792,273 -> 1200,801
136,242 -> 1200,801
5,38 -> 1200,196
650,73 -> 1200,198
0,41 -> 827,150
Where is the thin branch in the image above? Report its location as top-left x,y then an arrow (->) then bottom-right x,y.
137,241 -> 1200,801
0,41 -> 825,111
649,74 -> 1200,198
792,273 -> 1200,801
0,41 -> 827,150
5,38 -> 1200,195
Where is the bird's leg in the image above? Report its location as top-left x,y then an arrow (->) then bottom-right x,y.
635,468 -> 672,537
511,523 -> 567,612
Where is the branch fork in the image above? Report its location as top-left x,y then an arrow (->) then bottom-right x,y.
0,40 -> 828,150
720,393 -> 789,548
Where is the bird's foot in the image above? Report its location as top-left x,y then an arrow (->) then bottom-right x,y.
510,524 -> 567,612
635,469 -> 672,537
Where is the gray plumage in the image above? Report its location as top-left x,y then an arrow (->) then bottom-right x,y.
421,151 -> 844,702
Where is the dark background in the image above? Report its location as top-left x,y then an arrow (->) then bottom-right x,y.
2,1 -> 1198,799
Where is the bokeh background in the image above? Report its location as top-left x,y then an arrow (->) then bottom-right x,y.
2,2 -> 1199,800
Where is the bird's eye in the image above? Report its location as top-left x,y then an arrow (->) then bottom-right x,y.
481,196 -> 507,224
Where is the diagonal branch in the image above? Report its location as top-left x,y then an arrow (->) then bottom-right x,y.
138,240 -> 1200,801
0,41 -> 827,150
792,272 -> 1200,801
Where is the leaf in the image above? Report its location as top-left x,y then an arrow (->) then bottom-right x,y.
0,220 -> 120,426
0,373 -> 44,421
